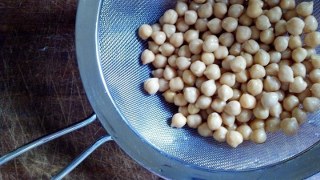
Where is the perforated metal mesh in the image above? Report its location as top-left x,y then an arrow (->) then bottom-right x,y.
97,0 -> 320,171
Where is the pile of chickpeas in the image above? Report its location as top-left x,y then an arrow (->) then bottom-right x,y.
139,0 -> 320,148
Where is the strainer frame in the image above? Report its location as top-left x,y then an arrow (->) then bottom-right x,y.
76,0 -> 320,179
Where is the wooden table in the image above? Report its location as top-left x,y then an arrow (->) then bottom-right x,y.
0,1 -> 157,179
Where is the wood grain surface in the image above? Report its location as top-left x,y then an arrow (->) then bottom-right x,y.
0,1 -> 158,179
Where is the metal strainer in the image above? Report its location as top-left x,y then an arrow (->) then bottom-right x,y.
1,0 -> 320,179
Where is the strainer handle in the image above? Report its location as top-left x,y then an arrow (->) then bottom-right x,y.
0,114 -> 97,165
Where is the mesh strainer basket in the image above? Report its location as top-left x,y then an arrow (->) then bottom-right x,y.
1,0 -> 320,179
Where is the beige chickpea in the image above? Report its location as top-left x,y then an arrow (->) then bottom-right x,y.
162,9 -> 178,25
218,85 -> 234,102
174,93 -> 188,106
187,114 -> 202,128
171,113 -> 187,128
196,95 -> 212,109
275,20 -> 287,36
311,55 -> 320,69
292,107 -> 307,125
184,30 -> 199,44
141,49 -> 155,65
224,101 -> 241,116
167,55 -> 177,68
296,1 -> 313,17
200,53 -> 214,65
190,60 -> 206,77
170,33 -> 184,48
138,24 -> 153,40
270,102 -> 282,118
231,89 -> 241,101
222,17 -> 238,33
152,69 -> 164,78
188,103 -> 200,115
151,31 -> 166,45
253,103 -> 269,120
159,79 -> 169,92
241,52 -> 253,68
239,93 -> 256,110
163,24 -> 176,39
207,113 -> 223,131
221,113 -> 235,127
250,26 -> 260,40
265,63 -> 279,76
211,98 -> 226,113
246,2 -> 263,19
207,18 -> 223,34
236,70 -> 249,83
151,23 -> 161,32
243,40 -> 260,54
269,51 -> 281,63
280,117 -> 299,135
214,46 -> 229,60
169,77 -> 184,92
265,117 -> 280,132
201,80 -> 216,97
178,106 -> 189,117
236,109 -> 253,123
175,1 -> 188,16
264,76 -> 281,92
289,76 -> 307,94
255,50 -> 271,67
311,83 -> 320,98
176,57 -> 191,70
250,128 -> 267,144
197,3 -> 213,19
292,48 -> 307,63
266,6 -> 282,23
204,64 -> 221,81
182,70 -> 196,86
176,18 -> 189,32
152,54 -> 167,69
239,13 -> 253,26
288,36 -> 302,50
189,39 -> 203,55
159,43 -> 175,57
260,28 -> 274,45
283,95 -> 299,112
310,69 -> 320,83
274,36 -> 289,52
184,10 -> 198,25
281,49 -> 292,60
195,76 -> 208,89
219,33 -> 235,47
303,97 -> 320,112
229,56 -> 246,73
256,15 -> 271,31
236,26 -> 252,43
265,0 -> 280,7
229,43 -> 242,56
203,35 -> 219,53
184,87 -> 200,104
148,41 -> 159,54
228,4 -> 244,18
305,32 -> 320,48
226,130 -> 243,148
163,90 -> 176,103
197,122 -> 213,137
247,79 -> 263,96
304,15 -> 318,33
280,0 -> 295,10
250,119 -> 265,130
236,124 -> 252,140
278,65 -> 294,83
144,78 -> 159,95
213,3 -> 228,19
220,72 -> 236,87
249,64 -> 265,79
213,126 -> 228,142
261,92 -> 279,109
195,18 -> 208,32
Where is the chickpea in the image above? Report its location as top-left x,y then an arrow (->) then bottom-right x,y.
218,85 -> 234,102
159,78 -> 169,92
269,102 -> 282,118
256,15 -> 271,31
171,113 -> 187,128
264,76 -> 281,92
163,90 -> 176,103
148,41 -> 159,54
296,1 -> 313,17
178,45 -> 191,58
250,128 -> 267,144
197,123 -> 213,137
280,117 -> 299,135
292,107 -> 307,125
195,18 -> 208,32
221,17 -> 238,33
213,3 -> 228,19
220,72 -> 236,87
201,80 -> 216,97
207,18 -> 223,34
250,119 -> 265,130
189,39 -> 203,55
196,95 -> 212,109
182,70 -> 196,86
239,93 -> 256,110
261,92 -> 279,109
269,51 -> 281,64
170,33 -> 184,48
188,103 -> 200,115
274,36 -> 289,52
236,109 -> 253,123
141,49 -> 155,65
207,113 -> 223,131
303,97 -> 320,113
275,20 -> 287,36
226,130 -> 243,148
183,87 -> 200,104
231,89 -> 242,101
184,30 -> 199,43
236,70 -> 249,83
249,64 -> 265,79
211,98 -> 226,113
151,31 -> 166,45
229,56 -> 246,73
214,46 -> 229,60
138,24 -> 153,40
239,13 -> 253,26
144,78 -> 160,95
203,35 -> 219,53
280,0 -> 295,10
221,113 -> 235,128
224,101 -> 241,116
219,32 -> 235,47
305,32 -> 320,48
292,48 -> 307,63
176,18 -> 189,32
184,10 -> 198,25
243,40 -> 260,54
213,126 -> 228,142
236,124 -> 252,140
176,57 -> 191,70
235,26 -> 252,43
159,43 -> 175,57
175,1 -> 188,17
283,95 -> 299,111
288,36 -> 302,50
265,117 -> 280,132
163,24 -> 176,39
250,26 -> 261,40
204,64 -> 221,80
169,77 -> 184,92
246,2 -> 263,19
247,79 -> 263,96
151,23 -> 161,32
195,76 -> 208,89
289,76 -> 307,94
190,60 -> 206,77
266,6 -> 282,23
311,55 -> 320,69
186,114 -> 202,129
309,69 -> 320,83
304,15 -> 318,33
311,83 -> 320,98
260,28 -> 274,45
197,3 -> 213,19
253,103 -> 269,120
241,52 -> 253,68
228,4 -> 244,18
278,65 -> 294,83
265,63 -> 279,76
201,52 -> 215,65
